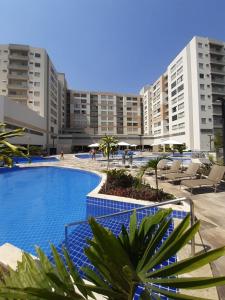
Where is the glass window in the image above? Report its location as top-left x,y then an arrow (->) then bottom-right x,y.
201,118 -> 206,124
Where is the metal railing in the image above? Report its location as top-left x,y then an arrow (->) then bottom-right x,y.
65,197 -> 196,256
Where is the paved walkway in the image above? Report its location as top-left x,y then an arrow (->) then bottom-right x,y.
30,155 -> 225,299
144,175 -> 225,299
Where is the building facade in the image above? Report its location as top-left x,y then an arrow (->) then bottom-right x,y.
1,37 -> 225,152
0,44 -> 66,152
66,89 -> 143,136
142,36 -> 225,151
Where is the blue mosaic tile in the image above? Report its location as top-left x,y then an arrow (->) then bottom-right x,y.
51,198 -> 184,299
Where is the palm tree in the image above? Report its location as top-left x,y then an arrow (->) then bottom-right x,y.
0,123 -> 27,167
138,156 -> 171,200
99,134 -> 118,170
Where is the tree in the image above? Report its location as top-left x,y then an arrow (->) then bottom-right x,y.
1,211 -> 225,299
99,135 -> 118,170
173,143 -> 186,155
0,123 -> 27,167
214,131 -> 223,153
138,156 -> 171,200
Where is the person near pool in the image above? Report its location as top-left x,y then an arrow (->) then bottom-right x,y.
60,150 -> 64,160
91,148 -> 96,160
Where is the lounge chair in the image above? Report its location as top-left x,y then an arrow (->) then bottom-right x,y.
157,159 -> 169,170
165,163 -> 200,182
181,165 -> 225,193
157,160 -> 181,178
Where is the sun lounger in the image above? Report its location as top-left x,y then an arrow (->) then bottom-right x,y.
165,163 -> 200,182
181,165 -> 225,193
157,160 -> 181,178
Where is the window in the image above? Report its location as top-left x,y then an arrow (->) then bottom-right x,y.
34,82 -> 40,87
171,89 -> 177,97
198,42 -> 203,48
177,84 -> 184,93
171,72 -> 176,81
171,81 -> 176,89
200,84 -> 205,90
172,106 -> 177,113
35,63 -> 40,67
209,118 -> 212,122
172,115 -> 177,121
199,63 -> 204,69
35,53 -> 41,58
201,105 -> 205,111
34,91 -> 40,96
35,72 -> 40,77
198,53 -> 203,58
201,118 -> 206,124
178,102 -> 184,110
177,75 -> 183,84
207,84 -> 210,88
208,105 -> 211,109
199,73 -> 204,79
178,93 -> 184,101
177,66 -> 183,75
200,94 -> 205,100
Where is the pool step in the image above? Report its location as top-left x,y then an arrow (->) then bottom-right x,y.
0,243 -> 36,270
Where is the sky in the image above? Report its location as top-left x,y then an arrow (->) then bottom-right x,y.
0,0 -> 225,93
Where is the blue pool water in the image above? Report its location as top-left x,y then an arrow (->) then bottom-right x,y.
75,153 -> 103,159
0,167 -> 101,254
13,156 -> 59,164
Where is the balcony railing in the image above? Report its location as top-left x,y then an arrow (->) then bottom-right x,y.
8,94 -> 27,99
211,68 -> 225,75
8,64 -> 29,70
212,87 -> 225,94
210,58 -> 225,65
9,53 -> 28,60
8,83 -> 28,90
8,73 -> 28,80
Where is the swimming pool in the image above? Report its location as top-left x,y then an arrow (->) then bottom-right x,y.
13,156 -> 59,164
0,167 -> 102,254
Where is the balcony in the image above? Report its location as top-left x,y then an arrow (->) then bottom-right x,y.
8,64 -> 29,71
210,67 -> 225,75
8,72 -> 28,80
8,93 -> 27,100
213,107 -> 222,115
210,58 -> 225,65
8,83 -> 28,90
9,53 -> 28,60
212,87 -> 225,95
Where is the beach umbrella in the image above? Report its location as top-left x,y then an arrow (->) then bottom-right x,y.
161,139 -> 183,145
117,141 -> 130,146
88,143 -> 99,147
130,144 -> 137,147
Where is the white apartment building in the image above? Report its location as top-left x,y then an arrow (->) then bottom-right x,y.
56,90 -> 143,152
143,36 -> 225,151
0,44 -> 66,152
1,37 -> 225,153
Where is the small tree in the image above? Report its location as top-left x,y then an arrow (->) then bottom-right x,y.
138,156 -> 171,200
0,123 -> 27,167
173,143 -> 186,155
99,135 -> 118,170
214,132 -> 223,152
